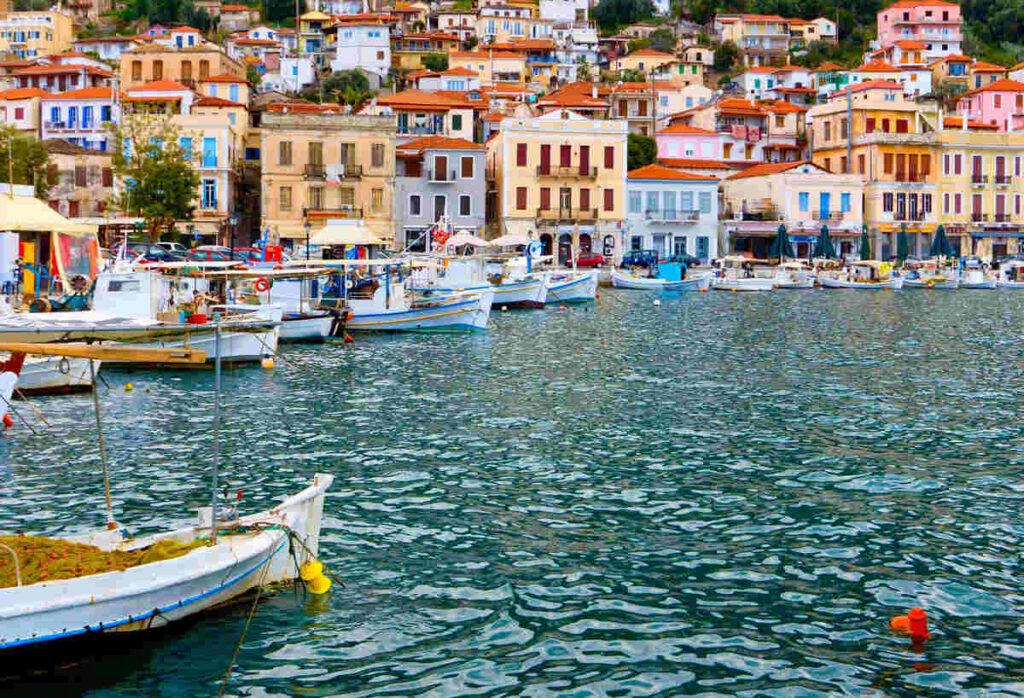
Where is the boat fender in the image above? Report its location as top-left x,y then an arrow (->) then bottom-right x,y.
343,334 -> 354,343
125,382 -> 134,392
300,560 -> 332,595
261,355 -> 275,369
255,277 -> 271,293
2,413 -> 11,428
58,357 -> 71,375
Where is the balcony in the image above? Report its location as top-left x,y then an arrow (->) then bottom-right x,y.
894,211 -> 929,222
337,163 -> 362,180
971,212 -> 987,222
893,172 -> 929,183
645,209 -> 699,222
535,207 -> 599,221
853,132 -> 937,146
725,207 -> 782,221
812,211 -> 845,221
303,206 -> 363,219
536,165 -> 598,179
971,174 -> 987,185
304,163 -> 326,179
994,213 -> 1012,222
429,168 -> 458,183
994,175 -> 1012,185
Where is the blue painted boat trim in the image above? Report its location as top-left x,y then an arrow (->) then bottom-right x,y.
351,298 -> 477,319
0,537 -> 287,650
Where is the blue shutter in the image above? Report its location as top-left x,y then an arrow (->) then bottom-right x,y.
229,84 -> 239,102
50,106 -> 59,124
202,137 -> 217,167
179,136 -> 192,159
819,192 -> 831,217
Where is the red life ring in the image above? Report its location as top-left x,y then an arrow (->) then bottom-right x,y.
255,277 -> 271,292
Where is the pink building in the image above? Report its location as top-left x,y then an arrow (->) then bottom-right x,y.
956,78 -> 1024,132
656,124 -> 721,161
876,0 -> 961,61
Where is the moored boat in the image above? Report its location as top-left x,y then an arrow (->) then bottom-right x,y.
901,259 -> 959,289
819,261 -> 903,289
959,257 -> 997,289
711,256 -> 776,292
611,270 -> 711,291
17,356 -> 96,395
543,271 -> 598,303
772,261 -> 816,290
996,259 -> 1024,288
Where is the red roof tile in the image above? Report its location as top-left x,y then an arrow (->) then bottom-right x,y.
0,87 -> 48,99
657,124 -> 715,135
657,157 -> 730,170
726,160 -> 817,180
627,163 -> 718,181
45,87 -> 113,99
856,59 -> 898,73
965,78 -> 1024,95
397,135 -> 483,152
195,95 -> 246,107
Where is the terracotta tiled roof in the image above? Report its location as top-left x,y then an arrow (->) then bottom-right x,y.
884,0 -> 957,7
745,66 -> 780,74
726,160 -> 816,180
265,100 -> 346,113
758,99 -> 807,113
628,48 -> 675,57
124,95 -> 182,102
231,38 -> 280,46
450,49 -> 523,59
376,89 -> 474,110
442,66 -> 478,76
170,26 -> 202,33
657,124 -> 714,135
965,78 -> 1024,95
943,116 -> 999,130
396,31 -> 458,41
13,65 -> 111,76
0,87 -> 49,99
972,61 -> 1006,72
893,39 -> 926,49
201,73 -> 249,83
45,87 -> 113,99
717,98 -> 764,115
856,59 -> 898,73
740,15 -> 788,21
221,4 -> 251,10
397,135 -> 483,152
195,95 -> 246,107
831,79 -> 903,97
537,82 -> 608,108
127,79 -> 190,91
812,62 -> 844,72
482,112 -> 505,122
933,54 -> 973,64
657,157 -> 731,170
627,163 -> 718,181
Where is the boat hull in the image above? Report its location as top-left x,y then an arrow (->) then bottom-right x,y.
712,277 -> 775,292
279,313 -> 335,342
104,326 -> 280,365
996,280 -> 1024,289
17,356 -> 96,395
903,278 -> 959,289
820,277 -> 903,290
349,290 -> 492,332
774,280 -> 815,290
0,474 -> 333,651
491,278 -> 547,308
611,272 -> 711,291
545,273 -> 598,303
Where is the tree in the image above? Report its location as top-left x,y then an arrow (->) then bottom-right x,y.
246,64 -> 263,89
322,69 -> 374,109
109,115 -> 201,242
464,35 -> 479,50
592,0 -> 657,31
627,133 -> 657,171
714,41 -> 739,72
620,68 -> 646,82
422,53 -> 449,72
648,27 -> 677,53
0,128 -> 49,197
627,37 -> 652,53
263,0 -> 294,24
575,55 -> 592,81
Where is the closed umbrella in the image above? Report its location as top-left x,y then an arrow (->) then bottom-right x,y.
768,224 -> 794,261
813,225 -> 837,259
859,225 -> 872,260
929,224 -> 954,258
896,224 -> 909,265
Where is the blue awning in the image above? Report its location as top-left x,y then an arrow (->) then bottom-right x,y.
970,230 -> 1024,238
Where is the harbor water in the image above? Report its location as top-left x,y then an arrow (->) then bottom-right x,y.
2,289 -> 1023,695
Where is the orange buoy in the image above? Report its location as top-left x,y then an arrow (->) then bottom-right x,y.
908,607 -> 930,640
343,334 -> 354,343
890,615 -> 911,634
2,413 -> 12,428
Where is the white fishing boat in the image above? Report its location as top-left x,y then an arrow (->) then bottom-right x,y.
491,276 -> 548,307
959,258 -> 997,289
408,255 -> 547,309
611,270 -> 712,291
996,259 -> 1024,288
17,356 -> 96,395
260,270 -> 339,342
772,261 -> 816,290
543,271 -> 598,303
901,259 -> 959,289
0,473 -> 333,651
711,257 -> 776,292
819,261 -> 904,289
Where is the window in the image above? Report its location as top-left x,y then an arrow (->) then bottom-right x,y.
14,107 -> 23,120
628,191 -> 641,213
102,167 -> 113,187
943,154 -> 950,175
798,191 -> 809,212
580,188 -> 590,212
560,144 -> 571,167
309,186 -> 324,209
75,166 -> 86,187
603,189 -> 614,212
858,154 -> 865,174
841,192 -> 851,213
698,191 -> 711,214
409,194 -> 421,216
229,84 -> 239,103
515,186 -> 527,210
279,141 -> 292,165
954,193 -> 962,213
540,187 -> 551,210
372,143 -> 384,168
823,157 -> 831,172
954,154 -> 962,175
201,179 -> 216,209
1017,194 -> 1022,216
279,185 -> 292,210
645,191 -> 658,213
604,146 -> 614,169
372,188 -> 384,213
461,156 -> 474,178
824,121 -> 831,141
459,195 -> 471,216
308,141 -> 323,165
943,192 -> 950,214
995,94 -> 1002,108
840,118 -> 848,139
153,60 -> 163,81
775,115 -> 784,128
895,119 -> 908,134
452,113 -> 462,131
340,187 -> 355,207
202,137 -> 217,167
883,192 -> 893,212
516,143 -> 527,167
884,153 -> 894,174
131,60 -> 142,81
681,191 -> 693,212
101,105 -> 111,122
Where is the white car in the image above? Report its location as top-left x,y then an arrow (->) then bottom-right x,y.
156,241 -> 188,254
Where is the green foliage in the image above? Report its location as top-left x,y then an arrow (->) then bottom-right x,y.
713,40 -> 739,72
627,133 -> 657,171
620,68 -> 647,82
592,0 -> 657,32
246,64 -> 263,88
263,0 -> 294,24
109,116 -> 201,242
322,70 -> 373,108
648,27 -> 677,53
627,37 -> 651,53
791,40 -> 862,69
465,35 -> 479,49
422,53 -> 449,72
962,0 -> 1024,50
688,0 -> 718,24
117,0 -> 211,30
575,55 -> 592,81
0,129 -> 49,198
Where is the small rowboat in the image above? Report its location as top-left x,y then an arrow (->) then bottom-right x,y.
611,271 -> 711,291
902,277 -> 958,289
820,277 -> 904,290
0,473 -> 334,651
544,272 -> 598,303
711,277 -> 776,292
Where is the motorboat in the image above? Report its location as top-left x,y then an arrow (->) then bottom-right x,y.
711,256 -> 775,292
996,259 -> 1024,288
772,261 -> 815,290
17,356 -> 96,395
543,270 -> 598,303
959,257 -> 997,289
408,255 -> 546,309
611,270 -> 711,291
260,269 -> 340,342
819,261 -> 904,289
901,259 -> 959,289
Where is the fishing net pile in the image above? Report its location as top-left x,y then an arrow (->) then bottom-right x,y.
0,535 -> 207,588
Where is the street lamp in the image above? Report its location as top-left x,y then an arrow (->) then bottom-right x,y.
228,213 -> 239,260
304,219 -> 312,261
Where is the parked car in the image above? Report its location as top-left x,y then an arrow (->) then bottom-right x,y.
156,241 -> 188,254
574,253 -> 605,268
187,249 -> 231,262
126,242 -> 186,263
667,254 -> 703,267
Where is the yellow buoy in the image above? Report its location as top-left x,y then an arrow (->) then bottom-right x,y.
261,356 -> 275,369
300,560 -> 322,581
124,382 -> 134,392
308,574 -> 332,595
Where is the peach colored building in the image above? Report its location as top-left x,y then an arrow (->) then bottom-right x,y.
119,43 -> 246,91
876,0 -> 961,61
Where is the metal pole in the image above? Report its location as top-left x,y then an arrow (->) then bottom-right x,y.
210,324 -> 221,545
89,359 -> 116,529
846,83 -> 853,173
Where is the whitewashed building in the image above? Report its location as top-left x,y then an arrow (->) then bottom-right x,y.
625,162 -> 720,261
329,17 -> 390,81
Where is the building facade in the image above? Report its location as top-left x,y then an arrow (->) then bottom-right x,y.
0,10 -> 74,60
625,163 -> 719,262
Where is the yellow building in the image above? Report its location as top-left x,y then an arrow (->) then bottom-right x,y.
120,43 -> 247,91
260,107 -> 396,243
449,48 -> 526,87
809,79 -> 941,257
298,11 -> 331,65
485,109 -> 628,261
0,10 -> 74,60
612,49 -> 676,75
390,31 -> 460,70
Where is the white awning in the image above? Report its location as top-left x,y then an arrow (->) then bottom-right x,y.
309,219 -> 387,246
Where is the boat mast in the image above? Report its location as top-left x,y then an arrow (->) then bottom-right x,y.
88,360 -> 117,530
210,324 -> 221,545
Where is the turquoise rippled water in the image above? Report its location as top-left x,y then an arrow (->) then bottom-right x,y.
2,289 -> 1023,696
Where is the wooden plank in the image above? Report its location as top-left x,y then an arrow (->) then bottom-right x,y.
0,343 -> 208,363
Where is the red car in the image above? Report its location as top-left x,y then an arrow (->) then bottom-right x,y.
573,253 -> 605,268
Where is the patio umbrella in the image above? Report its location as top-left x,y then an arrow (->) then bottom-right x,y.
813,225 -> 837,259
929,224 -> 954,258
896,224 -> 909,265
859,225 -> 872,260
768,224 -> 794,260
